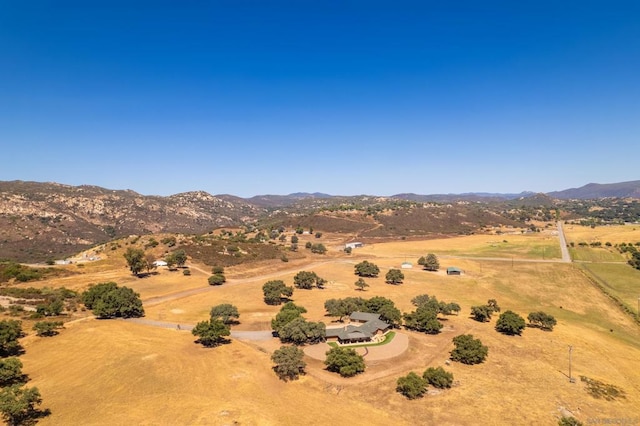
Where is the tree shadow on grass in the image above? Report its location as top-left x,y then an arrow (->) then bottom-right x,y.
19,407 -> 52,426
194,338 -> 232,348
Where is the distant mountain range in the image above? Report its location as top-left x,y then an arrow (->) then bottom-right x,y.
547,181 -> 640,199
1,179 -> 639,262
247,181 -> 640,203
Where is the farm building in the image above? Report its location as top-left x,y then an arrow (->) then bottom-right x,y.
153,260 -> 168,267
325,312 -> 390,344
446,266 -> 462,275
345,242 -> 364,250
401,262 -> 412,269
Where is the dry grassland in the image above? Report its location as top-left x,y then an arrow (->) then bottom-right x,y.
21,321 -> 399,426
356,232 -> 562,260
564,224 -> 640,245
14,231 -> 640,425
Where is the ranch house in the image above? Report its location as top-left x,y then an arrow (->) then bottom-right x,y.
325,312 -> 390,344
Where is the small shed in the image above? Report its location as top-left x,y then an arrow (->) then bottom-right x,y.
401,262 -> 413,269
153,260 -> 168,267
446,267 -> 462,275
345,242 -> 364,250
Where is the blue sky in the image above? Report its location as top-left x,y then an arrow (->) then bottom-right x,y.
1,1 -> 639,197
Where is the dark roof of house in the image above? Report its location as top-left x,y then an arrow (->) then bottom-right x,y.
350,312 -> 381,322
326,313 -> 391,341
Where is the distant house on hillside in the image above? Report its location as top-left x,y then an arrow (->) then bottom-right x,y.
345,242 -> 364,250
446,266 -> 462,275
153,260 -> 168,267
325,312 -> 390,344
401,262 -> 412,269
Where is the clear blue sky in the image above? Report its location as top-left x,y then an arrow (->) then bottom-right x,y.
1,1 -> 639,197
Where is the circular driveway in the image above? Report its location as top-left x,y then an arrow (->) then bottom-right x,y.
303,331 -> 409,361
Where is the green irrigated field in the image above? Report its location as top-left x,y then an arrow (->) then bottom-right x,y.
580,262 -> 640,316
569,247 -> 625,262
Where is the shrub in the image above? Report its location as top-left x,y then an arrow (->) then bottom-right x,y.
33,321 -> 64,337
423,366 -> 453,389
558,417 -> 583,426
310,243 -> 326,254
208,274 -> 226,286
396,372 -> 427,399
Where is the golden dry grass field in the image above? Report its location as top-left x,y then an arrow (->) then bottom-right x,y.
13,229 -> 640,425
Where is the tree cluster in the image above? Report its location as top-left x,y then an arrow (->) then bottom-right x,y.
403,307 -> 442,334
396,366 -> 454,399
385,269 -> 404,284
271,346 -> 306,381
354,261 -> 380,277
411,294 -> 460,315
0,321 -> 22,358
403,294 -> 460,335
272,303 -> 325,345
279,318 -> 325,345
495,310 -> 526,335
208,273 -> 226,286
293,271 -> 326,289
191,318 -> 230,347
324,347 -> 365,377
262,280 -> 294,305
418,253 -> 440,271
324,296 -> 402,327
123,247 -> 146,276
165,249 -> 188,269
527,311 -> 557,331
450,334 -> 488,365
470,299 -> 501,322
0,321 -> 48,425
309,243 -> 327,254
210,304 -> 240,325
81,282 -> 144,319
192,304 -> 240,347
32,321 -> 64,337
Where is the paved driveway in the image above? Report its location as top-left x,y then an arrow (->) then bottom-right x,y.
303,331 -> 409,361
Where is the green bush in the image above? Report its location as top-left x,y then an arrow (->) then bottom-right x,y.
396,372 -> 427,399
208,274 -> 226,285
495,311 -> 526,335
423,366 -> 453,389
450,334 -> 488,365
